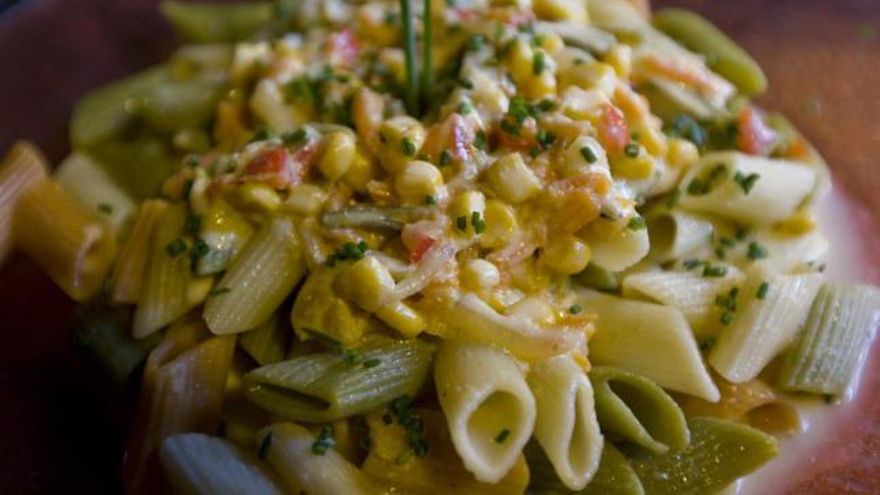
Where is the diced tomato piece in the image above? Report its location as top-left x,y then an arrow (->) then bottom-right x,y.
327,29 -> 361,67
409,236 -> 436,263
401,224 -> 437,264
783,135 -> 812,160
244,147 -> 302,189
736,106 -> 778,156
597,104 -> 629,154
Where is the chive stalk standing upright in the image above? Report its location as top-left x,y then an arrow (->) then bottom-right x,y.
420,0 -> 433,110
400,0 -> 420,116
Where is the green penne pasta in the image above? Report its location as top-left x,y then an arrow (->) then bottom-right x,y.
590,367 -> 689,454
243,338 -> 434,422
203,217 -> 306,335
159,433 -> 283,495
73,306 -> 162,385
625,417 -> 778,495
159,1 -> 274,43
652,9 -> 768,96
133,203 -> 213,338
778,283 -> 880,397
526,442 -> 644,495
239,310 -> 290,367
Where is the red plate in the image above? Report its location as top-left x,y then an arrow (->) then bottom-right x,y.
0,0 -> 877,493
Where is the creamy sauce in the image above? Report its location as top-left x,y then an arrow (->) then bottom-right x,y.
737,189 -> 878,495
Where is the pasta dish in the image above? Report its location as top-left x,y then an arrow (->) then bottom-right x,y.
0,0 -> 877,493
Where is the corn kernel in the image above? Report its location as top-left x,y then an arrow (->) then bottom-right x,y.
486,153 -> 542,204
583,216 -> 627,241
562,62 -> 617,98
603,44 -> 632,79
284,184 -> 327,216
335,256 -> 396,312
558,136 -> 608,178
537,32 -> 564,55
376,302 -> 426,337
541,234 -> 591,274
666,137 -> 700,169
507,40 -> 535,87
610,147 -> 655,180
461,259 -> 501,291
449,190 -> 486,236
318,131 -> 356,181
525,70 -> 558,101
479,200 -> 518,249
395,160 -> 444,200
507,296 -> 556,326
533,0 -> 588,23
636,125 -> 668,157
343,150 -> 377,193
378,116 -> 425,173
235,182 -> 282,211
559,86 -> 608,121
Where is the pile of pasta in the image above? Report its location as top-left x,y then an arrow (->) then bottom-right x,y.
1,0 -> 878,494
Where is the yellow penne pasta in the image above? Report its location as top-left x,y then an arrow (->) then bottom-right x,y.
0,140 -> 48,264
111,199 -> 169,304
14,178 -> 117,301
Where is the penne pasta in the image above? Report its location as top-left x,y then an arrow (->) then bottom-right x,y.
204,216 -> 306,335
72,305 -> 162,384
625,417 -> 778,495
582,226 -> 650,272
646,209 -> 714,262
244,337 -> 434,422
434,341 -> 537,483
362,408 -> 530,494
590,366 -> 689,454
678,152 -> 816,227
528,354 -> 604,491
709,271 -> 823,383
111,199 -> 169,304
527,441 -> 645,495
575,289 -> 720,401
622,268 -> 745,339
238,310 -> 290,366
257,422 -> 374,494
133,203 -> 212,338
159,433 -> 283,495
54,152 -> 137,229
0,140 -> 49,264
291,267 -> 372,346
14,178 -> 117,301
778,283 -> 880,397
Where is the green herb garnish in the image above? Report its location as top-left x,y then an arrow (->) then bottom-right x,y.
311,426 -> 336,455
580,146 -> 598,163
165,238 -> 187,257
494,429 -> 511,444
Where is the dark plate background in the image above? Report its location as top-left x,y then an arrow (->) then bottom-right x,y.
0,0 -> 878,493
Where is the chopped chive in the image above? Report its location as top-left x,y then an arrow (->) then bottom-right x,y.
182,178 -> 195,198
208,287 -> 231,296
569,304 -> 582,315
471,211 -> 486,233
184,213 -> 202,235
536,98 -> 555,111
627,216 -> 647,231
536,129 -> 556,149
699,337 -> 716,352
258,432 -> 273,459
735,227 -> 749,241
473,130 -> 487,150
302,328 -> 343,349
715,247 -> 726,260
363,358 -> 382,369
683,259 -> 702,270
456,101 -> 474,115
720,311 -> 734,325
532,51 -> 546,74
466,34 -> 485,52
165,238 -> 187,257
702,264 -> 728,278
624,143 -> 640,158
734,172 -> 761,194
97,203 -> 113,214
494,429 -> 511,444
687,178 -> 705,195
756,281 -> 770,300
666,189 -> 682,208
311,426 -> 335,455
457,77 -> 474,89
282,128 -> 309,146
401,137 -> 417,156
456,215 -> 468,231
425,195 -> 438,205
580,146 -> 598,163
747,242 -> 768,260
439,149 -> 453,166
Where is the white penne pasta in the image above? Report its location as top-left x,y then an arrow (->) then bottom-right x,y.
204,217 -> 306,335
133,204 -> 212,338
112,199 -> 169,304
646,209 -> 714,262
434,341 -> 537,483
160,433 -> 283,495
527,354 -> 603,491
55,152 -> 136,228
710,270 -> 823,383
583,226 -> 650,272
575,289 -> 720,402
749,230 -> 829,275
622,267 -> 746,339
678,152 -> 816,226
0,140 -> 48,264
15,179 -> 117,301
258,423 -> 374,495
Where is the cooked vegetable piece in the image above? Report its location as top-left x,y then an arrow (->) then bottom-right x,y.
160,1 -> 274,43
